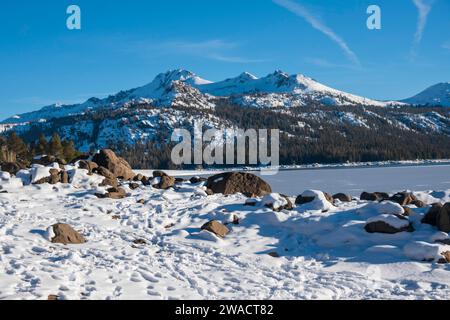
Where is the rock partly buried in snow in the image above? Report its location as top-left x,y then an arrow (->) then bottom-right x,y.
206,172 -> 272,197
49,223 -> 86,245
201,220 -> 230,238
365,214 -> 412,234
129,182 -> 140,190
295,190 -> 334,211
333,193 -> 352,202
436,203 -> 450,232
150,171 -> 175,190
262,193 -> 293,211
77,160 -> 98,174
360,192 -> 390,202
422,203 -> 443,227
92,149 -> 135,181
358,201 -> 405,216
96,187 -> 127,199
440,251 -> 450,264
359,192 -> 390,201
190,176 -> 207,184
390,192 -> 417,206
95,166 -> 118,188
403,241 -> 443,262
156,175 -> 175,190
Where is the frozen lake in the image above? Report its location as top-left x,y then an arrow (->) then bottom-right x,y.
138,164 -> 450,196
258,164 -> 450,196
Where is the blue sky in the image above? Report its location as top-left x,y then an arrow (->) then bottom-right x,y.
0,0 -> 449,119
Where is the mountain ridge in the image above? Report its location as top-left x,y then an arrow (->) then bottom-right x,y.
4,69 -> 448,125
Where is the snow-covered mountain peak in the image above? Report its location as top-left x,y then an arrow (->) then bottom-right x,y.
402,82 -> 450,107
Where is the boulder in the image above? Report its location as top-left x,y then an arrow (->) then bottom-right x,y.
129,182 -> 140,190
1,162 -> 23,175
201,220 -> 230,238
333,193 -> 352,202
295,195 -> 315,205
50,223 -> 86,245
440,251 -> 450,264
365,214 -> 413,234
77,160 -> 98,174
60,171 -> 69,184
175,177 -> 185,183
49,168 -> 61,184
190,176 -> 207,184
95,166 -> 118,188
152,170 -> 169,178
154,175 -> 175,190
262,193 -> 293,211
92,149 -> 135,180
133,174 -> 144,181
403,207 -> 413,216
33,155 -> 66,166
96,187 -> 127,199
206,172 -> 272,197
422,203 -> 443,226
436,203 -> 450,233
390,192 -> 417,206
360,192 -> 390,202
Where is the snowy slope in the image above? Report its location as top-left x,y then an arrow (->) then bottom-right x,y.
2,69 -> 417,125
402,83 -> 450,107
1,166 -> 450,299
198,70 -> 390,107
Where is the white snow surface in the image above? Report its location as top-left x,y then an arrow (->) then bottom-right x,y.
1,165 -> 450,300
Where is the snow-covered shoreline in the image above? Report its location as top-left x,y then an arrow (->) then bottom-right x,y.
1,158 -> 450,300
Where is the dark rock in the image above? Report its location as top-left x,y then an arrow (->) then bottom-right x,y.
32,155 -> 66,166
333,193 -> 352,202
295,196 -> 315,205
129,182 -> 140,190
390,192 -> 417,206
49,169 -> 61,184
60,171 -> 69,184
190,176 -> 207,184
96,187 -> 127,199
360,192 -> 390,202
77,160 -> 98,174
92,149 -> 135,180
95,166 -> 118,188
422,203 -> 443,226
152,171 -> 169,178
133,174 -> 144,181
206,172 -> 272,197
201,220 -> 230,238
437,203 -> 450,232
154,175 -> 175,190
1,162 -> 23,175
50,223 -> 86,245
133,239 -> 147,245
365,216 -> 413,234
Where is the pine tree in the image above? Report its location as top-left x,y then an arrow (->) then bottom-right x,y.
48,133 -> 63,157
6,131 -> 28,159
62,140 -> 78,162
35,134 -> 48,155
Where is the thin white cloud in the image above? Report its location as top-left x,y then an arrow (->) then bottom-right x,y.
412,0 -> 433,45
132,39 -> 266,64
273,0 -> 360,66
